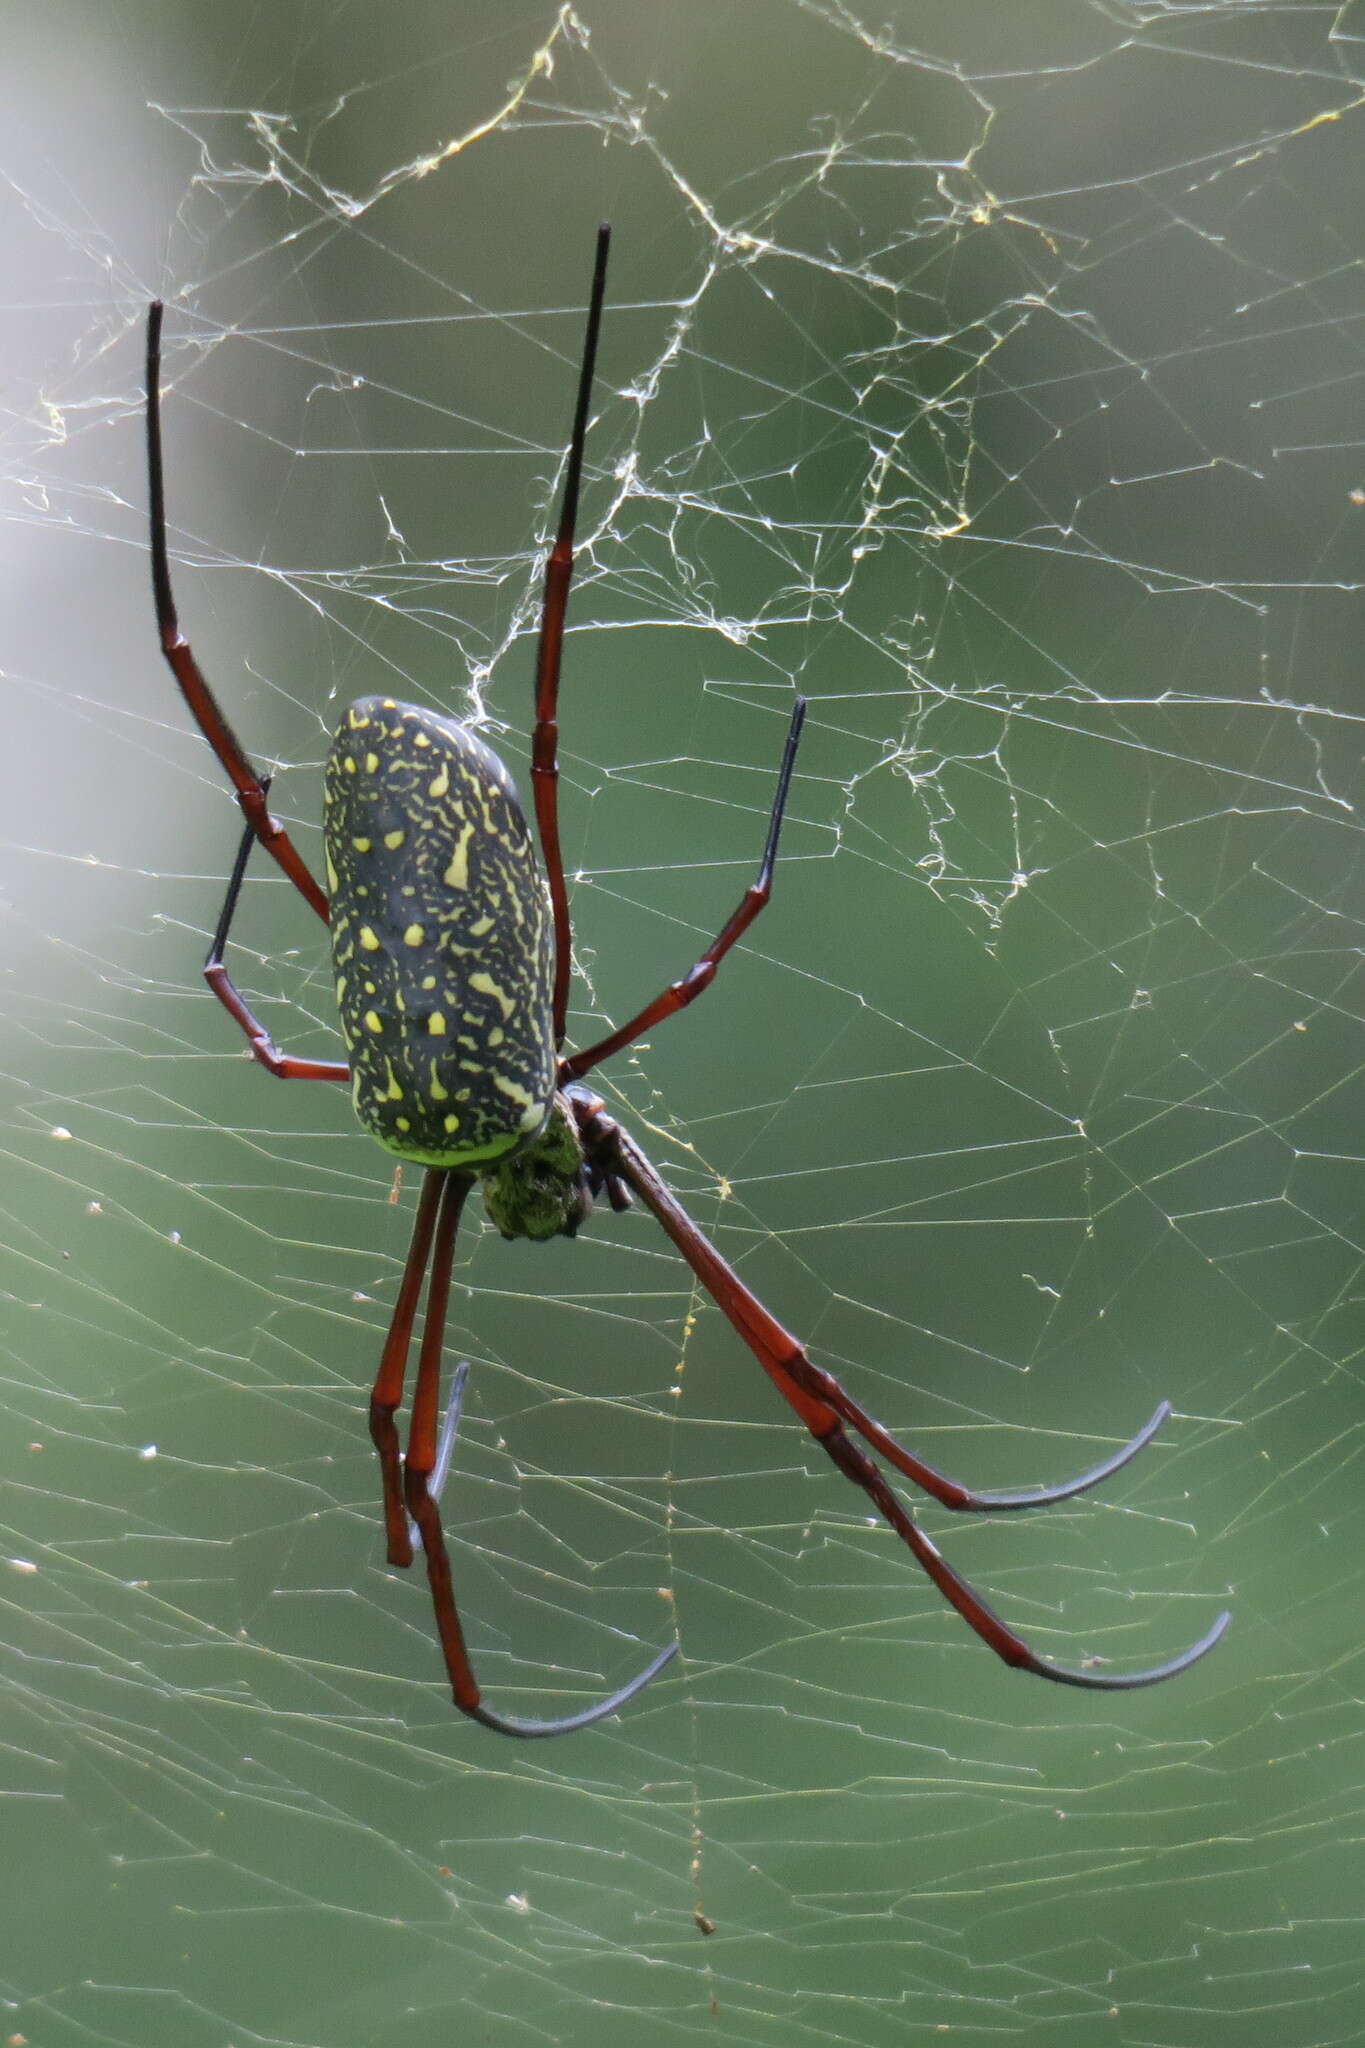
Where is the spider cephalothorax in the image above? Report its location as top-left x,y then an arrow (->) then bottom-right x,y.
146,227 -> 1228,1738
481,1094 -> 594,1241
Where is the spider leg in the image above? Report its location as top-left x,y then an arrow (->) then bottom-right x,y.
572,1090 -> 1230,1691
146,302 -> 329,924
784,1357 -> 1174,1513
586,1158 -> 634,1215
202,804 -> 349,1081
429,1359 -> 471,1509
392,1357 -> 470,1557
370,1167 -> 448,1568
402,1170 -> 678,1736
530,224 -> 612,1050
816,1421 -> 1230,1690
559,697 -> 807,1085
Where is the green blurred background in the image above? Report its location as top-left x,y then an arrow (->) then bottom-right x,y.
3,3 -> 1362,2043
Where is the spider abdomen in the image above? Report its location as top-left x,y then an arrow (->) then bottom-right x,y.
323,696 -> 555,1168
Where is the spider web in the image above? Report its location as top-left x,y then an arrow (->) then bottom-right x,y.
3,2 -> 1362,2042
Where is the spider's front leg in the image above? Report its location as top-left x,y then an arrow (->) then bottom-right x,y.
145,303 -> 329,923
569,1085 -> 1229,1692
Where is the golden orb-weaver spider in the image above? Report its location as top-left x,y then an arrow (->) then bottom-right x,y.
145,227 -> 1229,1736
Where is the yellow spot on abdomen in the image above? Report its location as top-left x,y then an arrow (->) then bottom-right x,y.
384,829 -> 405,850
352,835 -> 371,853
469,971 -> 515,1020
428,1013 -> 447,1036
364,1010 -> 383,1034
364,752 -> 379,773
404,924 -> 425,947
429,764 -> 450,798
359,926 -> 380,951
443,820 -> 476,890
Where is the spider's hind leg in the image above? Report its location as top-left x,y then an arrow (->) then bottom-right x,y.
572,1087 -> 1230,1695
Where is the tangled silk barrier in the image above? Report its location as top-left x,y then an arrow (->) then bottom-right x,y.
2,5 -> 1361,2044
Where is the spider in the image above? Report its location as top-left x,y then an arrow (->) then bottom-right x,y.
144,227 -> 1229,1738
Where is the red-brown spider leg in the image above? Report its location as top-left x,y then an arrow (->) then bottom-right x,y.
794,1371 -> 1173,1513
530,224 -> 612,1050
146,302 -> 329,925
201,805 -> 349,1081
815,1419 -> 1230,1691
559,697 -> 808,1085
576,1096 -> 1230,1691
402,1170 -> 678,1737
369,1167 -> 448,1569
